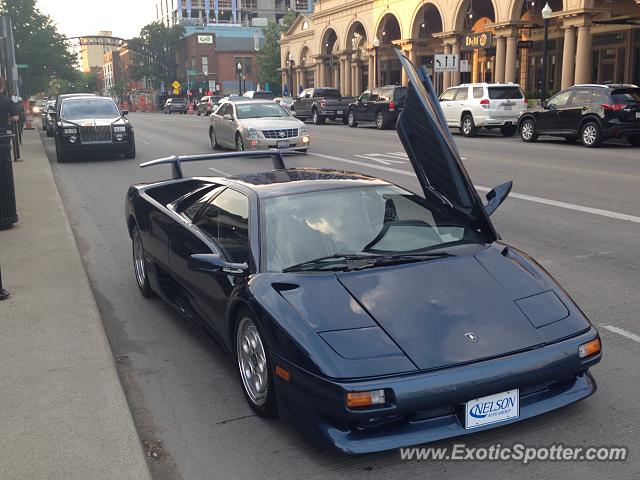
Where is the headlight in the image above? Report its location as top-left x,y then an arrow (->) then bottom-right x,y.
64,128 -> 77,135
113,126 -> 126,132
247,128 -> 258,139
33,106 -> 41,113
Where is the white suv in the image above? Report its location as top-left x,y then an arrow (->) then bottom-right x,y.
439,83 -> 527,137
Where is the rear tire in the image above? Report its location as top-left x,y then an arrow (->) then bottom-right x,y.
580,121 -> 602,148
132,225 -> 153,297
348,110 -> 357,128
312,109 -> 325,125
500,125 -> 517,137
519,118 -> 538,142
627,136 -> 640,146
235,310 -> 277,418
375,111 -> 386,130
461,114 -> 477,137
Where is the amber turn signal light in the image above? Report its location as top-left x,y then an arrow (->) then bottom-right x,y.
275,365 -> 291,382
578,338 -> 601,358
346,389 -> 386,408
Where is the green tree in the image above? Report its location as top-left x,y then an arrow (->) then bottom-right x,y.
256,12 -> 295,94
0,0 -> 77,96
129,21 -> 184,93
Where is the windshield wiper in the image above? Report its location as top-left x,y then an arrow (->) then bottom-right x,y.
282,253 -> 380,273
351,252 -> 453,270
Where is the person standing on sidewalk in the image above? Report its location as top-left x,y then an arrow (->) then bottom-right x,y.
0,76 -> 19,133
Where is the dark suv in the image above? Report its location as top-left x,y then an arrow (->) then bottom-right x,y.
518,84 -> 640,147
347,86 -> 407,130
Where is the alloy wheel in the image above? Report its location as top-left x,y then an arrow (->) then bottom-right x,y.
463,118 -> 472,135
521,121 -> 534,140
133,229 -> 146,288
236,317 -> 268,406
582,125 -> 597,146
376,112 -> 384,129
210,129 -> 217,149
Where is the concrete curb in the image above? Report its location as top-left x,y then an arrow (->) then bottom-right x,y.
0,130 -> 152,480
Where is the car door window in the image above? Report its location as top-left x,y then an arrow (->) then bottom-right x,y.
548,90 -> 572,108
359,91 -> 370,102
454,88 -> 468,100
569,89 -> 592,105
195,188 -> 250,263
472,87 -> 484,99
440,88 -> 455,101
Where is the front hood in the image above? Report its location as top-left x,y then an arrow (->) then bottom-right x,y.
336,244 -> 591,371
63,116 -> 122,127
240,117 -> 303,130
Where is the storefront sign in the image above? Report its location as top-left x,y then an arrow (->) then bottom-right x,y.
461,32 -> 493,50
518,40 -> 533,49
197,35 -> 213,44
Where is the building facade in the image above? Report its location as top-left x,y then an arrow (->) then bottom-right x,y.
81,30 -> 117,73
156,0 -> 314,27
280,0 -> 640,97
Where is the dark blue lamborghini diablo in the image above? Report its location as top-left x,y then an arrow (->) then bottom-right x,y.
125,51 -> 601,453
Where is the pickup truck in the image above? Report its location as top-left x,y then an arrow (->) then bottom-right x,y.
291,87 -> 354,125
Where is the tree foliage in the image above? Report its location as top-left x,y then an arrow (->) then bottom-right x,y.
0,0 -> 77,96
256,12 -> 295,94
129,21 -> 184,92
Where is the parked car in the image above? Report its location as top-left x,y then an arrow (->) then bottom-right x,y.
52,96 -> 135,162
518,84 -> 640,147
209,99 -> 309,152
42,99 -> 56,136
243,90 -> 276,100
164,97 -> 188,114
197,95 -> 223,116
291,87 -> 354,125
347,86 -> 407,130
439,83 -> 527,137
125,51 -> 601,454
274,96 -> 294,112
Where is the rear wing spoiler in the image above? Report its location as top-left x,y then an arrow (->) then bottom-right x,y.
139,150 -> 287,180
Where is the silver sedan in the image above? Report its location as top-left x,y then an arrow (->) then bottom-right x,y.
208,99 -> 310,153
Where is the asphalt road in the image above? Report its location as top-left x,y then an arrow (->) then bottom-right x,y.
43,113 -> 639,480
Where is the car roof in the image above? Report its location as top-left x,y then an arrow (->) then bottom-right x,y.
207,168 -> 391,198
572,83 -> 639,89
458,83 -> 521,87
224,99 -> 273,105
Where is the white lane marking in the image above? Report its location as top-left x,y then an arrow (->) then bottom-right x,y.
137,139 -> 151,145
307,152 -> 640,225
354,153 -> 406,165
208,166 -> 230,176
603,325 -> 640,344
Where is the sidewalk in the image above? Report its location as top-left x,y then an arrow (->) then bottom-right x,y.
0,130 -> 152,479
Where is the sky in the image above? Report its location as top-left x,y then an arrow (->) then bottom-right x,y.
37,0 -> 160,39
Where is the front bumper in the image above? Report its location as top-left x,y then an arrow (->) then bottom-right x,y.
245,135 -> 310,152
61,140 -> 131,154
273,327 -> 601,454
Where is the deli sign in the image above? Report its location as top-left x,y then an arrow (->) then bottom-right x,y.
197,35 -> 213,44
461,32 -> 493,50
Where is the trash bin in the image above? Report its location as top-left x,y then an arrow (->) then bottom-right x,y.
0,134 -> 18,229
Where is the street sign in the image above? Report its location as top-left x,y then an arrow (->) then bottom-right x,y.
16,64 -> 28,69
173,88 -> 180,95
434,54 -> 459,72
518,40 -> 534,49
171,80 -> 181,89
460,59 -> 471,73
186,68 -> 196,76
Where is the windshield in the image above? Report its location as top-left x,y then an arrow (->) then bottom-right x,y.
61,98 -> 119,118
236,103 -> 288,119
263,185 -> 488,272
487,87 -> 523,99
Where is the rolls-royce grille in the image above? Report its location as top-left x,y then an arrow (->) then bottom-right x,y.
80,125 -> 112,143
261,128 -> 298,139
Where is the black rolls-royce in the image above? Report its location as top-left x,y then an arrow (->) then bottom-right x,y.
53,96 -> 135,162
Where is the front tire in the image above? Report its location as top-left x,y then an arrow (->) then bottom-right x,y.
236,312 -> 277,418
461,114 -> 477,137
580,121 -> 602,148
348,110 -> 358,128
132,226 -> 153,297
55,137 -> 68,163
124,138 -> 136,159
236,133 -> 244,151
519,118 -> 538,142
210,127 -> 219,149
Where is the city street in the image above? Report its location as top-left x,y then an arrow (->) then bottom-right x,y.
43,113 -> 639,480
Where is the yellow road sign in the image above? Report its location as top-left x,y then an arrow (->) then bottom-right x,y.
171,80 -> 181,89
173,88 -> 180,95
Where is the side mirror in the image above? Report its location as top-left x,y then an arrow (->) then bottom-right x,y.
121,110 -> 128,116
188,253 -> 248,275
540,100 -> 548,108
548,102 -> 557,111
484,180 -> 513,216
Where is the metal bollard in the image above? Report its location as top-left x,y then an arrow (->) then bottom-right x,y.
0,134 -> 18,229
0,266 -> 9,300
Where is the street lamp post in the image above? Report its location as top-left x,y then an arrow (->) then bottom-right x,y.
373,37 -> 380,88
288,51 -> 295,97
541,2 -> 553,100
236,61 -> 242,95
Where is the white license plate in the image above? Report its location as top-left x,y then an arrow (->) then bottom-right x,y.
636,112 -> 640,119
277,140 -> 289,148
503,105 -> 512,110
465,389 -> 519,429
336,110 -> 343,114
